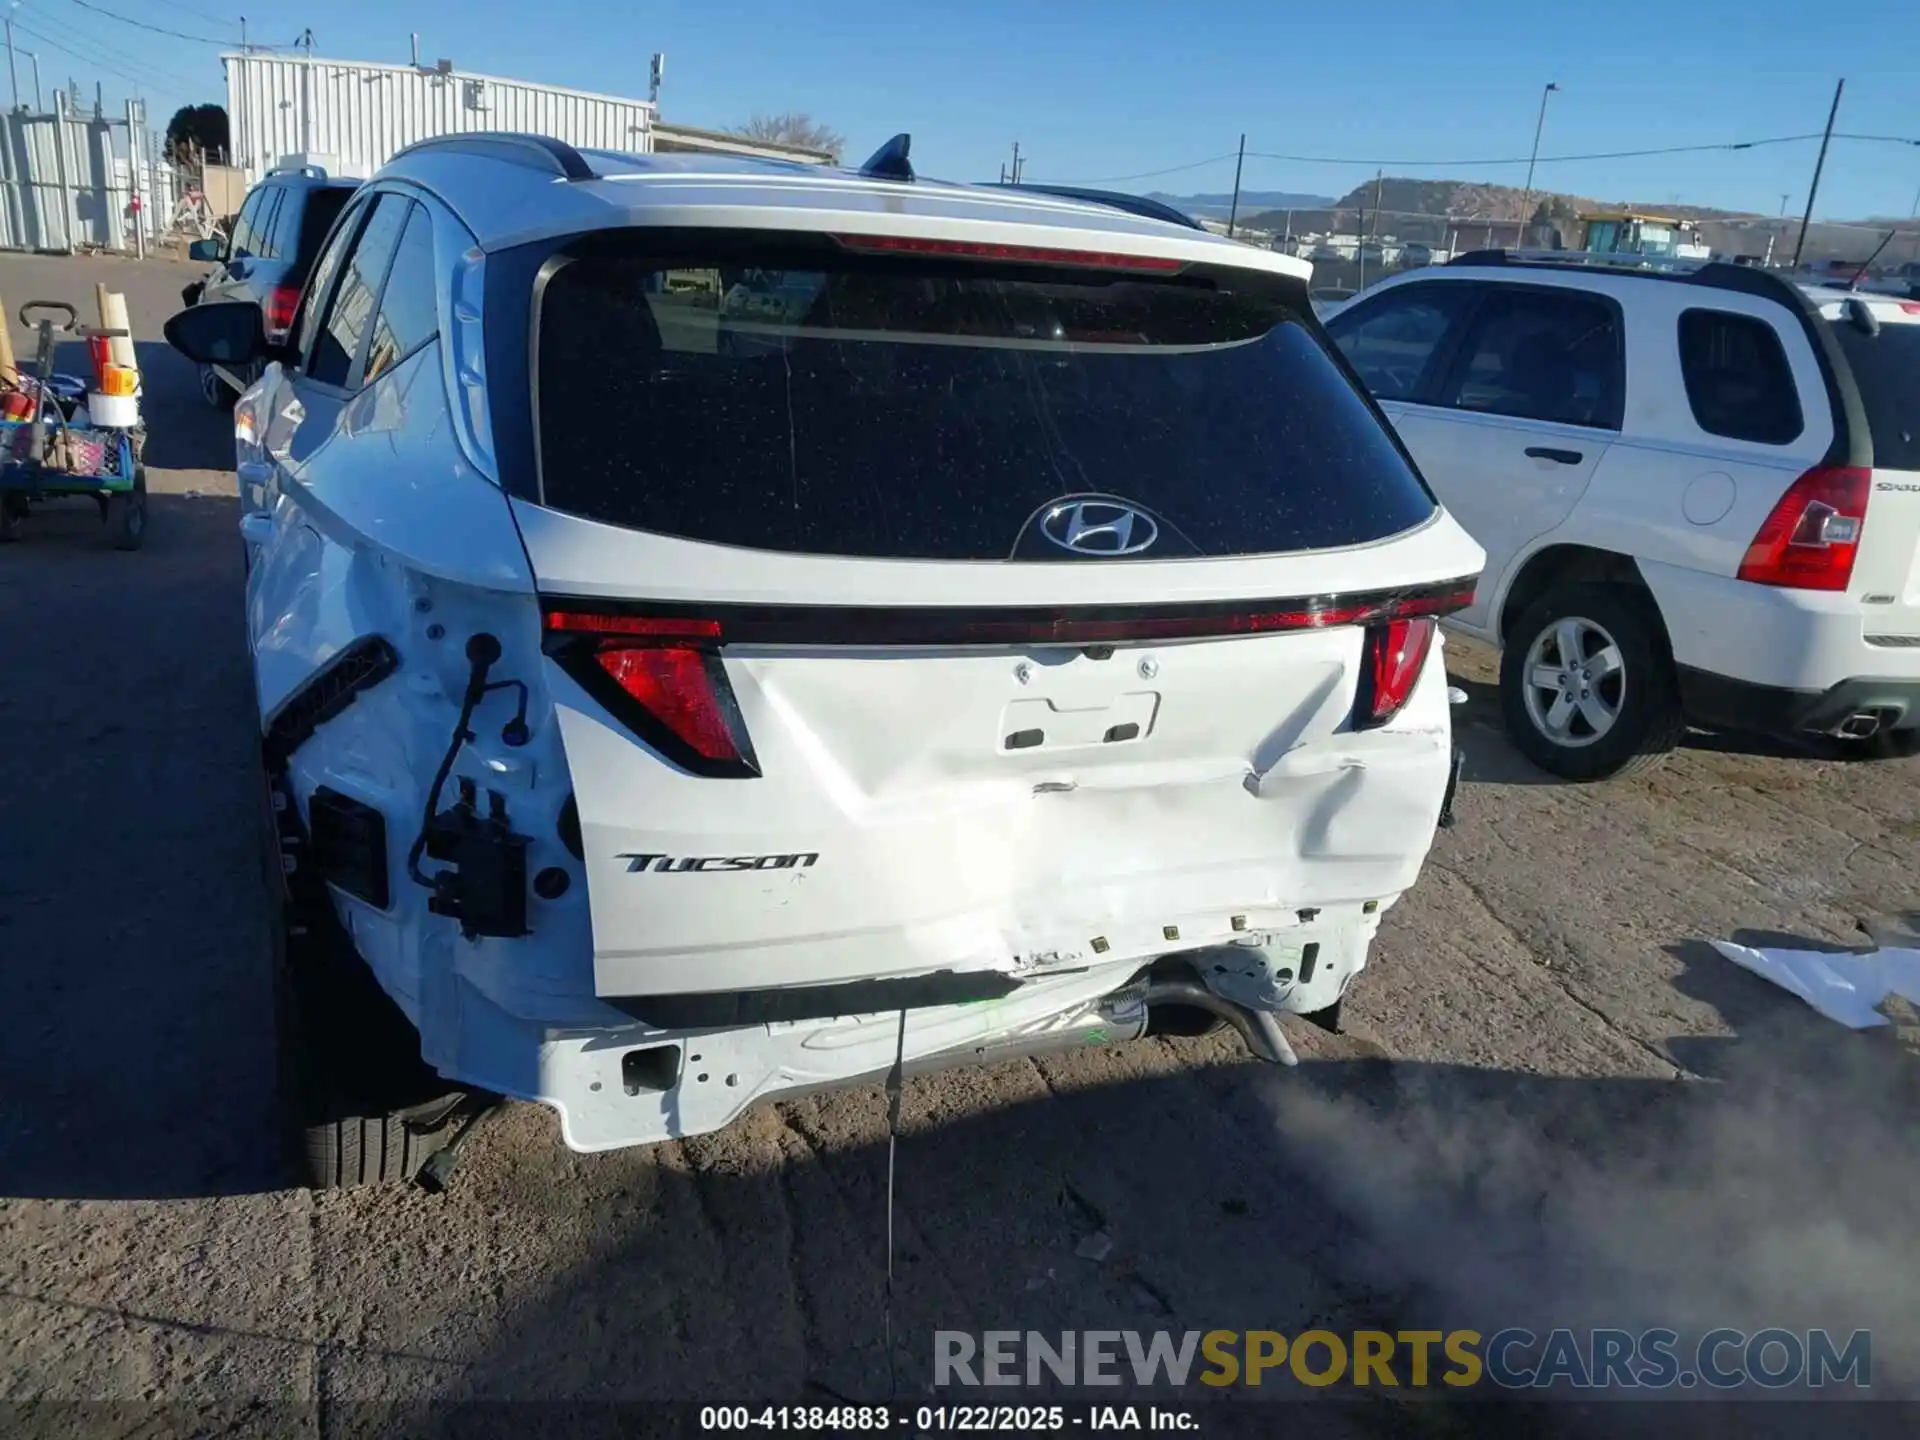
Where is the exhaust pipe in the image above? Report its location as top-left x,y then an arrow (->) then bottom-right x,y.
1142,979 -> 1299,1067
1835,710 -> 1885,740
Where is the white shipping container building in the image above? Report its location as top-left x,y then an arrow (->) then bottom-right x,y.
224,51 -> 675,183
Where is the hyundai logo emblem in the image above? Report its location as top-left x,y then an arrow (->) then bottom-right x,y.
1038,499 -> 1159,556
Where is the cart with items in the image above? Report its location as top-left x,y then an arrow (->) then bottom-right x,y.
0,299 -> 147,549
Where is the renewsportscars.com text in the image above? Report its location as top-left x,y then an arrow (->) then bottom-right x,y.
935,1328 -> 1872,1390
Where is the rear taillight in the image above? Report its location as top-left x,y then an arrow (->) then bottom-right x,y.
543,609 -> 758,778
1354,617 -> 1436,730
265,283 -> 300,341
1736,465 -> 1870,592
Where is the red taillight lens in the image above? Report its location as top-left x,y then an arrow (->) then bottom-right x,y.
592,647 -> 744,764
544,608 -> 758,777
265,283 -> 300,340
1355,617 -> 1436,729
1736,465 -> 1870,592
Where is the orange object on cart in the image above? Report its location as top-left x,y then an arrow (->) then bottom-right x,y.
97,363 -> 137,397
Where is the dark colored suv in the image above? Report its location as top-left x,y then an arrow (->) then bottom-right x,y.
183,161 -> 359,406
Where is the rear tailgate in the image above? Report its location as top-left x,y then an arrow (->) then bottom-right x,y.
1828,301 -> 1920,637
509,230 -> 1484,999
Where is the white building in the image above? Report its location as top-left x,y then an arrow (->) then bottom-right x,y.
222,51 -> 829,184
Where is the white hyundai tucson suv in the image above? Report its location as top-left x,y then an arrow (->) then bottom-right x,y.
1325,252 -> 1920,780
166,133 -> 1484,1185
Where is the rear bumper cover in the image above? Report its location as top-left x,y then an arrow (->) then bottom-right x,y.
1678,667 -> 1920,737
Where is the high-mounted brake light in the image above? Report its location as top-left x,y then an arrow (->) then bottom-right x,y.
830,233 -> 1187,273
1354,618 -> 1437,730
265,282 -> 300,342
1737,466 -> 1870,592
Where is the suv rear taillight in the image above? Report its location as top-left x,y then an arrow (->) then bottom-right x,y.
265,282 -> 300,342
542,610 -> 759,778
1736,465 -> 1870,592
1354,618 -> 1436,730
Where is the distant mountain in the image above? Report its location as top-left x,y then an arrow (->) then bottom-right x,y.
1145,189 -> 1335,219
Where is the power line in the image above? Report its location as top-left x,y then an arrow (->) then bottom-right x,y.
1243,134 -> 1826,168
153,0 -> 233,23
58,0 -> 234,45
1024,152 -> 1242,185
13,16 -> 207,95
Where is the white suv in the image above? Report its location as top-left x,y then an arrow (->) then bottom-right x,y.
1325,253 -> 1920,780
164,131 -> 1483,1184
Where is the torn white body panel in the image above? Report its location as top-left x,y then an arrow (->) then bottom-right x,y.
1711,940 -> 1920,1029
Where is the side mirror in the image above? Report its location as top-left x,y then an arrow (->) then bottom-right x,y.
188,237 -> 224,262
164,301 -> 268,366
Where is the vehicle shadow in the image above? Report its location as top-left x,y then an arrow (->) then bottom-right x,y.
367,983 -> 1920,1428
0,491 -> 283,1200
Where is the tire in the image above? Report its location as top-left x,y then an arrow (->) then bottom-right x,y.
106,473 -> 147,551
0,493 -> 24,543
1500,582 -> 1683,781
259,761 -> 468,1188
200,363 -> 236,410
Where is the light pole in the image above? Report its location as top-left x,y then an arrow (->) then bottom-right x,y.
1518,81 -> 1560,247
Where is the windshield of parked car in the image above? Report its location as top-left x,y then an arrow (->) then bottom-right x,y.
533,242 -> 1435,561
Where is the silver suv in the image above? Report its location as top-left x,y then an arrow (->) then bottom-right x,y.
165,132 -> 1483,1186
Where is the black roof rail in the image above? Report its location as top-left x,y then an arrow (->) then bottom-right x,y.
860,133 -> 914,182
1446,248 -> 1508,267
389,131 -> 595,182
994,182 -> 1204,231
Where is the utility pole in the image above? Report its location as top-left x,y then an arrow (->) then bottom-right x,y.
25,49 -> 37,110
1779,193 -> 1790,216
298,27 -> 315,156
1793,78 -> 1844,270
1009,140 -> 1022,185
1226,132 -> 1246,238
4,16 -> 18,111
1519,81 -> 1560,244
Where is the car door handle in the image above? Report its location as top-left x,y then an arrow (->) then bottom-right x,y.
1524,446 -> 1584,465
239,513 -> 273,547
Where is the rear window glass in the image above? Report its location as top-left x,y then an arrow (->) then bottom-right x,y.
1678,308 -> 1803,444
1832,320 -> 1920,471
534,247 -> 1435,560
295,188 -> 354,270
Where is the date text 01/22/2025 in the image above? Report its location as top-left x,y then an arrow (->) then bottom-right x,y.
697,1405 -> 1197,1431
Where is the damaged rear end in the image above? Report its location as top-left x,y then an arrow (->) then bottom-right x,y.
480,221 -> 1483,1148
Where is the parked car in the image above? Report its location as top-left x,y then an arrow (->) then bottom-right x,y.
1398,241 -> 1433,268
166,132 -> 1483,1185
180,159 -> 359,407
1324,254 -> 1920,779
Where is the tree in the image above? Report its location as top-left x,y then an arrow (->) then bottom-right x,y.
165,104 -> 229,166
731,112 -> 844,161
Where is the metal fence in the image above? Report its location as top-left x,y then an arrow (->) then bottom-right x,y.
0,96 -> 182,255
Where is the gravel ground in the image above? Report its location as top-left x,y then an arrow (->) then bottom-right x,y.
2,253 -> 1919,1435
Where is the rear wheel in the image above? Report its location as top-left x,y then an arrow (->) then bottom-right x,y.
105,470 -> 147,551
259,764 -> 471,1188
1500,583 -> 1682,781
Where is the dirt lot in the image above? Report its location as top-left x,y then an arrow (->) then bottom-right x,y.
2,252 -> 1919,1433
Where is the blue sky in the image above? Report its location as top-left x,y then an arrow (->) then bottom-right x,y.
22,0 -> 1920,221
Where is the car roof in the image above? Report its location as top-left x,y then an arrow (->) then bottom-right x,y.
376,136 -> 1310,279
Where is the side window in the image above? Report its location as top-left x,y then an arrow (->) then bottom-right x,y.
1325,286 -> 1473,401
306,195 -> 410,389
292,197 -> 369,362
264,188 -> 306,264
1442,287 -> 1624,430
362,205 -> 440,384
251,190 -> 284,261
1678,308 -> 1804,444
229,189 -> 266,258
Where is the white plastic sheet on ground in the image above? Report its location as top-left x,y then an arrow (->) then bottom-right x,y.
1711,940 -> 1920,1029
